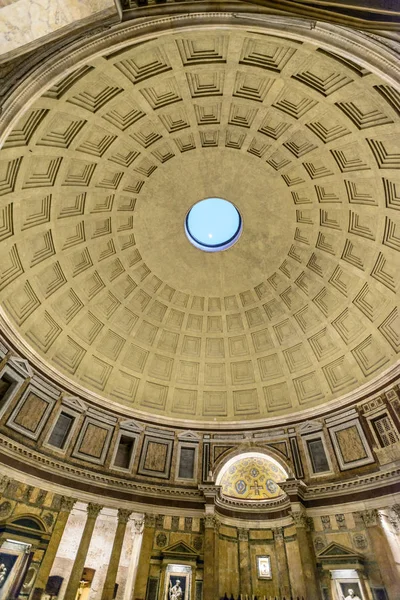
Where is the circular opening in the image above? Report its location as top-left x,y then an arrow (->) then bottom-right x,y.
185,198 -> 242,252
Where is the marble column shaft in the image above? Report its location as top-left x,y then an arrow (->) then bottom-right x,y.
292,510 -> 321,600
30,496 -> 75,600
238,528 -> 251,597
101,509 -> 132,600
361,509 -> 400,600
63,503 -> 103,600
203,515 -> 217,600
133,514 -> 156,600
272,527 -> 291,597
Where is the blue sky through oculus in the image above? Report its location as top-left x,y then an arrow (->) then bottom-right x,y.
186,198 -> 241,249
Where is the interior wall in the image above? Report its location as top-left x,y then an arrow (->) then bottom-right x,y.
0,0 -> 115,57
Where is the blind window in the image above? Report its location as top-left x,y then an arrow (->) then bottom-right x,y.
48,413 -> 74,449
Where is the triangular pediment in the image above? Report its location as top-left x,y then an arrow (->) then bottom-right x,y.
9,356 -> 33,378
120,419 -> 144,432
162,540 -> 198,556
318,542 -> 362,560
177,430 -> 201,441
62,395 -> 87,413
298,419 -> 323,434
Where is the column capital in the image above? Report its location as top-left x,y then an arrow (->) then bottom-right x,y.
204,514 -> 219,530
117,508 -> 132,524
144,513 -> 157,528
291,507 -> 309,530
272,526 -> 284,541
87,503 -> 103,519
59,496 -> 76,513
359,509 -> 380,528
238,527 -> 248,541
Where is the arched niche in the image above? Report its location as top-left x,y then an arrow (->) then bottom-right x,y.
215,451 -> 290,501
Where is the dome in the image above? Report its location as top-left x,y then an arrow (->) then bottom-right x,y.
0,26 -> 399,426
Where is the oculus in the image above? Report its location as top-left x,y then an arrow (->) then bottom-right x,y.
185,198 -> 242,252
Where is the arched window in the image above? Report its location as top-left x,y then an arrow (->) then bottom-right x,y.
11,517 -> 44,531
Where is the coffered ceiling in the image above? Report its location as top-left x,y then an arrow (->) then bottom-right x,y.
0,29 -> 399,422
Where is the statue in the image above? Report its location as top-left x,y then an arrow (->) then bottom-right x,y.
0,563 -> 7,585
343,589 -> 361,600
169,579 -> 183,600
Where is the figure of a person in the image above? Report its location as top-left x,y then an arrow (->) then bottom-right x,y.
343,588 -> 361,600
169,578 -> 183,600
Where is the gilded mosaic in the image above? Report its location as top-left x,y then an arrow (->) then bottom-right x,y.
219,456 -> 286,500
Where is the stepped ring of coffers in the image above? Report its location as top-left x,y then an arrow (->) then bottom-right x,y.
0,25 -> 399,425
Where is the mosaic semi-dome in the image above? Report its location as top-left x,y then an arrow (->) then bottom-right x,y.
218,454 -> 287,500
0,28 -> 399,423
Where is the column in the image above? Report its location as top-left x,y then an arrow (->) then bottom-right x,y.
361,509 -> 400,600
63,502 -> 103,600
133,514 -> 156,600
101,508 -> 132,600
31,496 -> 76,600
238,528 -> 251,598
291,507 -> 321,600
124,518 -> 143,600
203,514 -> 218,600
272,527 -> 291,598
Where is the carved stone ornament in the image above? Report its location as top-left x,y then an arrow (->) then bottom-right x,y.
238,528 -> 249,541
204,514 -> 219,530
0,500 -> 12,518
314,536 -> 326,552
321,515 -> 331,530
42,512 -> 54,528
117,508 -> 132,524
156,514 -> 164,529
59,496 -> 76,513
361,509 -> 380,527
353,533 -> 368,550
193,536 -> 203,551
391,504 -> 400,521
156,532 -> 167,548
144,513 -> 157,528
87,503 -> 103,518
272,527 -> 284,541
0,476 -> 11,494
133,518 -> 144,533
335,513 -> 346,529
291,508 -> 308,529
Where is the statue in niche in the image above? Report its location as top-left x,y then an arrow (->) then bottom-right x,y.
342,588 -> 361,600
169,579 -> 183,600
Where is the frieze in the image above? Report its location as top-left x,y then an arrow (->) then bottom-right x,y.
0,435 -> 203,500
360,509 -> 380,528
144,513 -> 157,528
